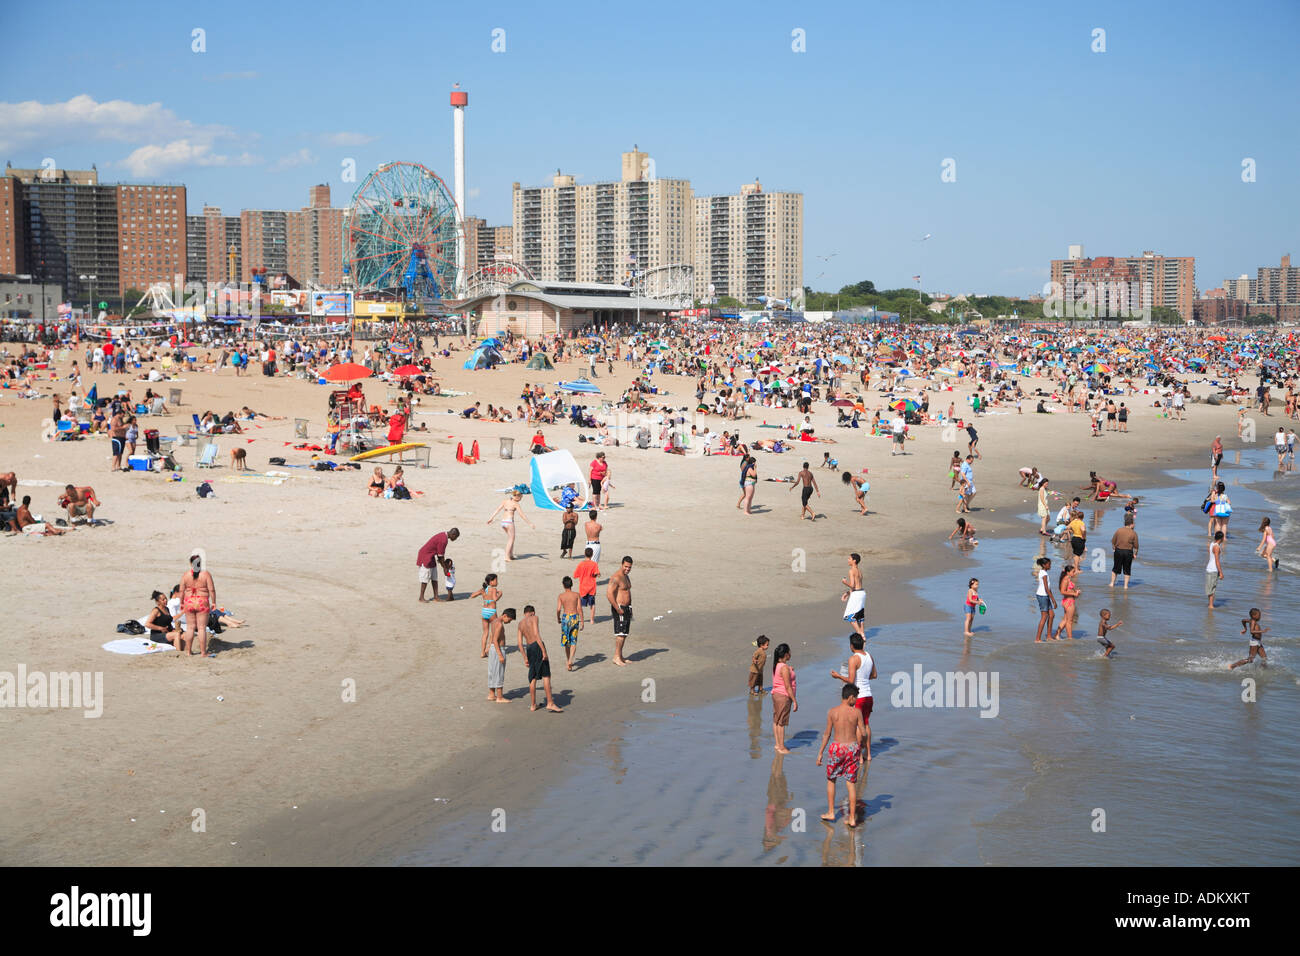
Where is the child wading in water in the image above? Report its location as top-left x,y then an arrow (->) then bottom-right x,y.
748,635 -> 769,695
963,578 -> 983,637
1096,608 -> 1123,658
1230,608 -> 1269,669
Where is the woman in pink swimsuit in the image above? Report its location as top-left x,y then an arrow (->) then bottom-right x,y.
179,551 -> 217,658
770,643 -> 798,754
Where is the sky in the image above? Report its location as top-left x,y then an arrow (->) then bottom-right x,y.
2,0 -> 1297,297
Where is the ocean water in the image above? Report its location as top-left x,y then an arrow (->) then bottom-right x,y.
406,449 -> 1300,866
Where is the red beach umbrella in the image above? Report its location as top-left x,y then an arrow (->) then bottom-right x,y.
325,362 -> 372,382
393,364 -> 423,377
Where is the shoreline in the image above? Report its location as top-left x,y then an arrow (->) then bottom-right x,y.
0,346 -> 1266,865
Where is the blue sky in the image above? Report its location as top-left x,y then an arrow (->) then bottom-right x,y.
2,0 -> 1296,296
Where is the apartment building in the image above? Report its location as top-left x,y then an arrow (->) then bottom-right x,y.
511,150 -> 694,286
463,217 -> 514,276
116,182 -> 186,295
287,184 -> 345,288
693,180 -> 804,304
1050,246 -> 1196,319
240,209 -> 289,282
1254,254 -> 1300,304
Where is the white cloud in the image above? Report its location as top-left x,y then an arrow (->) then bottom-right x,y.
270,148 -> 319,171
121,140 -> 261,178
0,94 -> 262,178
322,131 -> 375,147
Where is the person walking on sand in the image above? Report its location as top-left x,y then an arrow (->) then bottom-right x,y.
1110,513 -> 1139,588
1256,517 -> 1279,571
771,643 -> 797,754
1206,531 -> 1225,610
1037,479 -> 1052,535
486,490 -> 535,561
1230,608 -> 1269,669
518,605 -> 562,712
486,608 -> 516,703
560,502 -> 578,558
556,576 -> 581,671
573,547 -> 600,630
1211,435 -> 1224,478
841,553 -> 866,637
791,461 -> 821,520
589,451 -> 608,509
1034,556 -> 1058,643
816,685 -> 868,827
179,551 -> 216,658
607,555 -> 633,666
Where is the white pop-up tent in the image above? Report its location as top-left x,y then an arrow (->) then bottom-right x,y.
529,449 -> 590,511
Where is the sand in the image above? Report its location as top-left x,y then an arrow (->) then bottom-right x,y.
0,338 -> 1254,864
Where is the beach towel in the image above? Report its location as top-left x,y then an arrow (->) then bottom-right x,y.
102,638 -> 176,655
843,589 -> 867,622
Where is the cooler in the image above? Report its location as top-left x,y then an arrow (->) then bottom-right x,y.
128,456 -> 153,472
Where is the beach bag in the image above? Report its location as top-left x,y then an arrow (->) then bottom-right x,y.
1216,497 -> 1232,517
1201,496 -> 1214,515
117,620 -> 147,635
197,481 -> 215,498
392,485 -> 411,500
207,610 -> 225,634
268,457 -> 286,466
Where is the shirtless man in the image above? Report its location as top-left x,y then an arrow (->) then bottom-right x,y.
0,472 -> 16,507
583,510 -> 603,564
485,608 -> 514,703
7,495 -> 66,535
790,461 -> 821,520
815,685 -> 868,827
556,576 -> 582,670
560,503 -> 578,558
607,555 -> 633,666
517,605 -> 562,712
62,484 -> 100,524
841,553 -> 866,638
109,410 -> 128,471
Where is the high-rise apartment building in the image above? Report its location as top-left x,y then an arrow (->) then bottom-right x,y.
186,207 -> 244,286
1222,275 -> 1254,301
1254,254 -> 1300,304
0,175 -> 23,275
287,184 -> 345,288
1050,247 -> 1196,319
116,182 -> 186,296
693,180 -> 803,303
463,217 -> 514,276
4,166 -> 121,301
240,209 -> 289,281
512,151 -> 694,286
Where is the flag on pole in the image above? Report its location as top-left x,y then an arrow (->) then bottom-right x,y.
912,275 -> 921,281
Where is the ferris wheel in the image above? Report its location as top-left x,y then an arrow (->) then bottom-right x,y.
343,161 -> 461,302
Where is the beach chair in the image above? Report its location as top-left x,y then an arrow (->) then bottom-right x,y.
192,413 -> 204,435
195,437 -> 218,468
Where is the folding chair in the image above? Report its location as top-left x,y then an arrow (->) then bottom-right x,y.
195,438 -> 219,468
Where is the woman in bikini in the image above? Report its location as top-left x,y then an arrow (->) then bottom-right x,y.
486,490 -> 535,560
470,573 -> 502,656
179,552 -> 217,657
737,456 -> 758,515
368,467 -> 386,497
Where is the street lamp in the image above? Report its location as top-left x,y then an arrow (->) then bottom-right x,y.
79,274 -> 98,326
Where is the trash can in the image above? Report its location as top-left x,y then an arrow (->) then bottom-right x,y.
168,387 -> 182,406
295,418 -> 309,439
145,428 -> 160,454
499,437 -> 515,460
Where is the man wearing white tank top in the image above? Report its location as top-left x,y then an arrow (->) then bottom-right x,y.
831,634 -> 877,729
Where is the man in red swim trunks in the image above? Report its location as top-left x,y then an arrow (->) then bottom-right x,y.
816,684 -> 868,827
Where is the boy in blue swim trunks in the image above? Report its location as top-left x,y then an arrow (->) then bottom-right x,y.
557,576 -> 581,671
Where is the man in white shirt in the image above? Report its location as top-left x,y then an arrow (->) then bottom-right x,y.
890,415 -> 906,456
